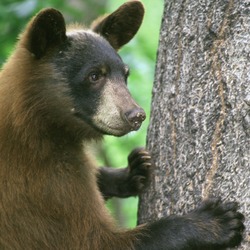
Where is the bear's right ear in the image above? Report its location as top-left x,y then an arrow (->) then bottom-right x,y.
24,8 -> 66,59
91,1 -> 144,50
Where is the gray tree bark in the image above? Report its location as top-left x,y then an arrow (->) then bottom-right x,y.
138,0 -> 250,249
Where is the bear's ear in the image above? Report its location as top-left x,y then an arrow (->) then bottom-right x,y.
25,8 -> 66,59
91,1 -> 144,50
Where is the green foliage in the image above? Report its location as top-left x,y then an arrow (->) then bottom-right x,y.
0,0 -> 163,228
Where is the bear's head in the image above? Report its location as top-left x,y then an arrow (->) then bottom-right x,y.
16,1 -> 145,138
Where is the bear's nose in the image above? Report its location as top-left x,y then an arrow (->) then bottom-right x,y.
125,108 -> 146,131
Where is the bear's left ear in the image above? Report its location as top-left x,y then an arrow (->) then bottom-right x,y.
25,8 -> 66,59
91,1 -> 144,50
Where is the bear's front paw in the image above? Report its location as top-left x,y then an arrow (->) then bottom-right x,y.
194,198 -> 245,248
126,147 -> 152,195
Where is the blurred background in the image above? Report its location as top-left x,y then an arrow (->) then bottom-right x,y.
0,0 -> 163,228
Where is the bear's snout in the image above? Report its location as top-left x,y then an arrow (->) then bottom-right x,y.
125,108 -> 146,131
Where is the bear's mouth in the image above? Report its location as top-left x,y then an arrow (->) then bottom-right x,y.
92,119 -> 141,137
91,110 -> 144,136
74,111 -> 142,137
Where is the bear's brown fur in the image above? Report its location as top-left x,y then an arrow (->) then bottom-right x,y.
0,2 -> 146,249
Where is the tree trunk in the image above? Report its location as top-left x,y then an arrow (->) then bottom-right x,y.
138,0 -> 250,249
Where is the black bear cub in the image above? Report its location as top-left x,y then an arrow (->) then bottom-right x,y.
0,1 -> 244,249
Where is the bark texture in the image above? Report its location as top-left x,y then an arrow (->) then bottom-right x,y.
138,0 -> 250,249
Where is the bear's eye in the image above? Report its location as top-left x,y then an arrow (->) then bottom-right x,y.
89,72 -> 100,82
124,66 -> 130,82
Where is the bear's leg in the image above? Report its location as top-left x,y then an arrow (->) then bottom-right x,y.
97,148 -> 151,199
133,199 -> 245,250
